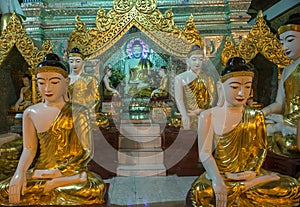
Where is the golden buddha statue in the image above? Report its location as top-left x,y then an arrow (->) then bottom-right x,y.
68,47 -> 103,126
68,47 -> 101,113
0,54 -> 106,205
174,45 -> 218,130
151,66 -> 169,99
186,57 -> 300,207
124,40 -> 153,96
262,13 -> 300,156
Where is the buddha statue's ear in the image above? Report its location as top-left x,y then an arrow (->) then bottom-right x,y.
216,81 -> 224,107
185,57 -> 190,70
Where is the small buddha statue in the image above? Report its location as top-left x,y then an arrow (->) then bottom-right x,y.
174,45 -> 219,130
151,66 -> 169,99
14,74 -> 32,111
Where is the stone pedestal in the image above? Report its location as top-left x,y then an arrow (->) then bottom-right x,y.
117,122 -> 166,176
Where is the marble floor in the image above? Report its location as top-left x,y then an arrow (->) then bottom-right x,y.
104,175 -> 197,207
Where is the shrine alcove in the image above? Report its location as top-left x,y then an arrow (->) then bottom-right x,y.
0,13 -> 52,132
68,0 -> 206,177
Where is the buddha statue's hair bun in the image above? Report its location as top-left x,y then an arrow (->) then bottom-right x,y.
220,57 -> 253,82
38,53 -> 67,71
37,53 -> 68,77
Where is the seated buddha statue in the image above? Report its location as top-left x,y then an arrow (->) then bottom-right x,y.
0,54 -> 107,205
174,45 -> 219,130
68,47 -> 101,117
262,13 -> 300,156
101,65 -> 120,101
14,74 -> 32,111
186,57 -> 300,207
151,66 -> 169,99
124,40 -> 153,96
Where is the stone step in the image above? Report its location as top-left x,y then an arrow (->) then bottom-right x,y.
118,148 -> 164,165
116,164 -> 166,176
119,135 -> 161,149
120,119 -> 152,124
119,123 -> 160,137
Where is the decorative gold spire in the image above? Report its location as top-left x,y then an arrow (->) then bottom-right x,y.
221,10 -> 292,69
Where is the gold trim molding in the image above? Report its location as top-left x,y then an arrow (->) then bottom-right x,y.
0,13 -> 53,103
221,10 -> 292,68
68,0 -> 202,59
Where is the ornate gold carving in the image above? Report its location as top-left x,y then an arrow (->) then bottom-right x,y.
0,13 -> 53,103
221,10 -> 292,68
68,0 -> 202,59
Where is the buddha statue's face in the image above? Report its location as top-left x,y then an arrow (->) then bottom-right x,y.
159,68 -> 165,77
279,30 -> 300,60
132,44 -> 143,58
37,72 -> 69,103
222,76 -> 252,107
69,56 -> 85,74
22,77 -> 30,87
187,54 -> 204,72
106,69 -> 112,77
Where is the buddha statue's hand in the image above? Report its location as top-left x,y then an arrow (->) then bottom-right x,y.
32,169 -> 63,179
265,114 -> 284,124
43,172 -> 87,193
225,171 -> 256,181
212,179 -> 227,207
14,104 -> 19,111
244,173 -> 280,190
181,115 -> 190,130
282,125 -> 297,136
267,122 -> 296,136
187,109 -> 204,117
23,101 -> 32,108
9,172 -> 27,204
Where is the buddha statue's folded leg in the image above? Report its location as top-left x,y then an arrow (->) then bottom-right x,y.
0,137 -> 23,181
188,173 -> 247,206
241,171 -> 300,206
189,173 -> 215,206
0,171 -> 106,205
52,171 -> 106,205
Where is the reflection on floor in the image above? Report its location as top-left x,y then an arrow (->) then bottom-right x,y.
105,175 -> 197,207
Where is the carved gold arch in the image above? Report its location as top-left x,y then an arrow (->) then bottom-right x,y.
68,0 -> 202,59
221,10 -> 292,69
0,13 -> 53,103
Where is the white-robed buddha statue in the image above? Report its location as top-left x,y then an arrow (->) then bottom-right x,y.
174,45 -> 219,130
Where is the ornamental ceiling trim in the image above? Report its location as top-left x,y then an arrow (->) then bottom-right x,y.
68,0 -> 202,59
221,10 -> 292,68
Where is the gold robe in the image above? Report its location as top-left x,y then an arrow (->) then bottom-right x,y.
23,87 -> 32,102
188,107 -> 300,207
270,63 -> 300,156
69,73 -> 101,115
0,102 -> 106,205
130,58 -> 152,83
183,74 -> 215,129
152,75 -> 169,98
